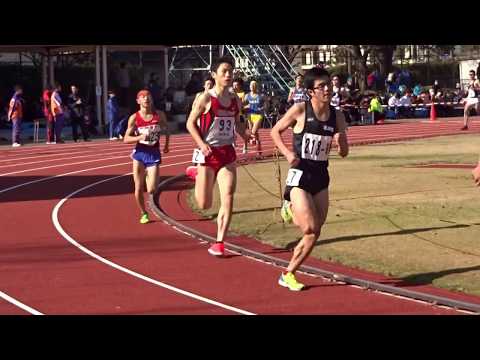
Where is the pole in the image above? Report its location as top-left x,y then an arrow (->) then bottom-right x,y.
209,45 -> 213,71
48,52 -> 55,86
42,55 -> 48,90
274,147 -> 284,226
95,46 -> 102,134
102,45 -> 108,135
163,47 -> 169,90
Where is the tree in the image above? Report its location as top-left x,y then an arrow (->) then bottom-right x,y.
278,45 -> 304,64
336,45 -> 373,92
372,45 -> 396,79
338,45 -> 400,92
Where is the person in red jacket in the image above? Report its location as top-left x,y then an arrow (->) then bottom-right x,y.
42,86 -> 55,144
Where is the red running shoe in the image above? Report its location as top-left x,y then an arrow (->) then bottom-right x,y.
186,166 -> 198,180
208,242 -> 225,256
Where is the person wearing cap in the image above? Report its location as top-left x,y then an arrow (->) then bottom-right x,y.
123,90 -> 170,224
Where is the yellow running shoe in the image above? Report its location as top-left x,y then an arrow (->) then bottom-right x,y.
140,212 -> 150,224
280,200 -> 293,224
278,272 -> 305,291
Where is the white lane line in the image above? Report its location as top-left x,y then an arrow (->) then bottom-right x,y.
0,138 -> 280,314
0,135 -> 195,156
0,155 -> 134,177
0,161 -> 133,195
51,161 -> 256,315
0,149 -> 131,169
0,139 -> 286,177
0,290 -> 44,315
0,142 -> 197,170
0,147 -> 195,178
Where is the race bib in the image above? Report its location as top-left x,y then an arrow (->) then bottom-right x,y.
301,133 -> 332,161
192,148 -> 205,164
212,116 -> 234,140
286,168 -> 303,187
138,125 -> 161,146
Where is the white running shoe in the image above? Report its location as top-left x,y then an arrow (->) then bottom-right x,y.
12,143 -> 21,147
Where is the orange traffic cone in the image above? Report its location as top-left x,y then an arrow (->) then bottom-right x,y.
430,99 -> 437,122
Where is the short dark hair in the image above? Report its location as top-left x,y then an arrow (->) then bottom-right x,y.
211,56 -> 234,73
470,70 -> 476,75
295,74 -> 304,80
233,78 -> 244,86
303,67 -> 330,90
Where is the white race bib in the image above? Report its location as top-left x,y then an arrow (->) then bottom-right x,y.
286,168 -> 303,187
212,116 -> 234,140
138,124 -> 161,146
192,148 -> 206,164
301,133 -> 332,161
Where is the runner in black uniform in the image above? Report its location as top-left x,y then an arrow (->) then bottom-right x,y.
271,67 -> 349,291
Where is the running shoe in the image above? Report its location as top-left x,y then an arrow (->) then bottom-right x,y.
12,143 -> 21,147
208,242 -> 225,256
281,200 -> 293,224
140,212 -> 150,224
461,125 -> 469,131
186,165 -> 198,180
278,272 -> 305,291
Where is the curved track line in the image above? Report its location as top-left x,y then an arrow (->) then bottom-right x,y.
51,162 -> 255,315
0,161 -> 132,194
0,290 -> 43,315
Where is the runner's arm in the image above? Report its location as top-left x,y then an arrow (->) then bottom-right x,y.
243,95 -> 250,111
186,92 -> 212,156
123,114 -> 145,144
287,88 -> 294,103
235,97 -> 249,142
473,159 -> 480,187
270,103 -> 303,165
157,110 -> 170,153
7,99 -> 14,121
335,110 -> 349,158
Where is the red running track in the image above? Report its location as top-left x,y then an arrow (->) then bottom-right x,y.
1,119 -> 480,314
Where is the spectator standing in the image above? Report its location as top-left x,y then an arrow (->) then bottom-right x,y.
67,85 -> 90,142
51,82 -> 65,143
7,85 -> 24,147
368,93 -> 385,124
107,89 -> 121,140
42,86 -> 55,144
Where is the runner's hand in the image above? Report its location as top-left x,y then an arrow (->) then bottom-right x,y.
200,142 -> 212,157
286,151 -> 300,167
473,164 -> 480,186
